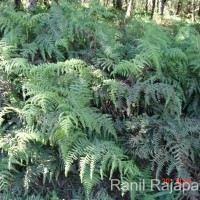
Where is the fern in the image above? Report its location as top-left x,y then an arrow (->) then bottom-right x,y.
126,82 -> 183,117
1,2 -> 200,199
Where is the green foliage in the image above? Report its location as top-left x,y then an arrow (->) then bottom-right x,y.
0,1 -> 200,200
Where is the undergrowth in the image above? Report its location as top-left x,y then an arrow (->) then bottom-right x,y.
0,0 -> 200,199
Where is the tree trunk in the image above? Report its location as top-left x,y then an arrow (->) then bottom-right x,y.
156,0 -> 159,13
116,0 -> 122,9
176,0 -> 182,15
125,0 -> 134,18
145,0 -> 148,13
106,0 -> 109,7
160,0 -> 164,15
192,0 -> 196,22
113,0 -> 115,7
150,0 -> 156,19
198,2 -> 200,16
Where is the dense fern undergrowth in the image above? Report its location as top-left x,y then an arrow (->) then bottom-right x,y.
0,1 -> 200,200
